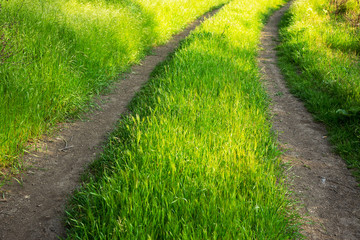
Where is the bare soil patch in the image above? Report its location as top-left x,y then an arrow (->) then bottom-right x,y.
0,9 -> 221,240
259,2 -> 360,239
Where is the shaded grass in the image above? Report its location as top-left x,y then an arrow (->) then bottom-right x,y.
65,0 -> 301,238
0,0 -> 228,168
278,0 -> 360,180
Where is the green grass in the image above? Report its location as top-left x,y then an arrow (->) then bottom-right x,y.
0,0 -> 228,168
278,0 -> 360,180
65,0 -> 301,238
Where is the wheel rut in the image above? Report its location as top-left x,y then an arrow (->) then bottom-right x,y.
0,8 -> 222,240
259,1 -> 360,239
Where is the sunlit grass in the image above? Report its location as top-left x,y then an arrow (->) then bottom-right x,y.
278,0 -> 360,179
0,0 -> 228,167
65,0 -> 301,238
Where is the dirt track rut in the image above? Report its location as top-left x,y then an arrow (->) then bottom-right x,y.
0,9 -> 222,240
259,2 -> 360,239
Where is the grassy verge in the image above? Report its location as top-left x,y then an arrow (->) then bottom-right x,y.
0,0 -> 228,168
65,0 -> 301,238
278,0 -> 360,180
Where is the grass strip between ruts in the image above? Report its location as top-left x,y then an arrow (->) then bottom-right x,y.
65,0 -> 301,238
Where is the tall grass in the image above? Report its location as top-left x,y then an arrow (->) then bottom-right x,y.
0,0 -> 228,167
65,0 -> 301,238
278,0 -> 360,179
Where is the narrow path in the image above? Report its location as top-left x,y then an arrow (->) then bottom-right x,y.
259,2 -> 360,239
0,9 -> 222,240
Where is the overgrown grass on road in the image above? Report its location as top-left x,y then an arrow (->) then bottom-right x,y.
65,0 -> 301,238
0,0 -> 228,168
278,0 -> 360,180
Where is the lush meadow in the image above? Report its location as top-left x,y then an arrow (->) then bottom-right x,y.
65,0 -> 301,238
0,0 -> 228,168
278,0 -> 360,179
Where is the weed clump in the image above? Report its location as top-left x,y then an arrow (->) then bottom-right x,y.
329,0 -> 360,26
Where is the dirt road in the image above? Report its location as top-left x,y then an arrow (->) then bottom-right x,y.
1,2 -> 359,239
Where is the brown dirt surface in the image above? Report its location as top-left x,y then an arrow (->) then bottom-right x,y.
0,9 -> 222,240
259,1 -> 360,239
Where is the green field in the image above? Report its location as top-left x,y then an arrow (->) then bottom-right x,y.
278,0 -> 360,179
0,0 -> 228,167
65,0 -> 301,238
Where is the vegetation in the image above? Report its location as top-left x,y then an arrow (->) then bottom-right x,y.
0,0 -> 228,168
65,0 -> 301,238
278,0 -> 360,180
